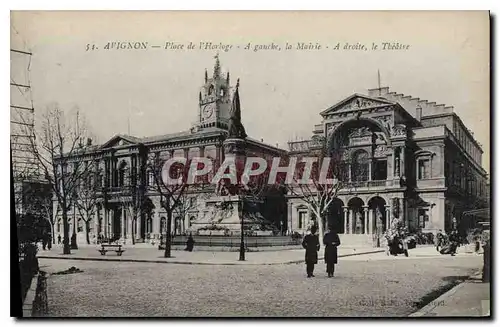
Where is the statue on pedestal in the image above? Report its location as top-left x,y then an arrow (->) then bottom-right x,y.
227,79 -> 247,139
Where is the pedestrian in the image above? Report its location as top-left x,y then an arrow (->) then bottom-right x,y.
323,226 -> 341,278
436,229 -> 444,251
449,230 -> 459,256
302,225 -> 320,278
474,231 -> 481,254
185,233 -> 195,252
47,234 -> 52,250
57,234 -> 61,244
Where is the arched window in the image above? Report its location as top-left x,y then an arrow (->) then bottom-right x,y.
351,150 -> 369,182
208,84 -> 214,95
189,216 -> 196,227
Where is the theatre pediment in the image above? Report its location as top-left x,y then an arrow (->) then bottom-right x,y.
320,94 -> 395,117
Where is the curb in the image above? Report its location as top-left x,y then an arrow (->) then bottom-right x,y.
22,273 -> 38,318
38,249 -> 384,266
408,269 -> 484,317
408,283 -> 465,317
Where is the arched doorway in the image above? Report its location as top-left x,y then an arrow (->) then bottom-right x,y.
368,196 -> 387,234
327,198 -> 345,234
348,197 -> 365,234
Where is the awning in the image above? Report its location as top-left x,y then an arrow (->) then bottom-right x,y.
462,208 -> 490,220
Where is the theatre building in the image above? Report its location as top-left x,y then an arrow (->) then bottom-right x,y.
287,86 -> 488,245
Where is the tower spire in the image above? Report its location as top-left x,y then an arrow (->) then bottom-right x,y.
226,71 -> 230,85
213,52 -> 221,78
205,68 -> 208,83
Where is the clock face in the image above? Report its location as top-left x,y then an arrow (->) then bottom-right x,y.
202,103 -> 215,119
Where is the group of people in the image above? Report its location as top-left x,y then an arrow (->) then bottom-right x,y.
436,229 -> 461,256
301,225 -> 341,278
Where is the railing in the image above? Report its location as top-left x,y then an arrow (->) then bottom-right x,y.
343,180 -> 387,188
168,235 -> 302,248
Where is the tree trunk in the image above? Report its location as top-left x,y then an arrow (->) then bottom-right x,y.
61,209 -> 71,254
131,217 -> 136,245
51,222 -> 56,244
315,210 -> 324,253
85,220 -> 91,244
164,211 -> 172,258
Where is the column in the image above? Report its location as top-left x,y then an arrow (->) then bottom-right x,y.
348,165 -> 352,182
287,202 -> 293,234
127,211 -> 133,240
363,206 -> 369,234
183,148 -> 189,159
199,146 -> 205,158
121,207 -> 126,240
137,214 -> 142,241
94,209 -> 99,241
368,159 -> 372,181
394,147 -> 400,178
103,208 -> 108,238
350,209 -> 355,234
307,206 -> 312,228
110,209 -> 114,239
400,146 -> 406,177
343,207 -> 348,234
385,206 -> 391,230
368,208 -> 373,235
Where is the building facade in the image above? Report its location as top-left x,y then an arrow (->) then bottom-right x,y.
54,58 -> 489,245
53,57 -> 286,244
287,86 -> 488,244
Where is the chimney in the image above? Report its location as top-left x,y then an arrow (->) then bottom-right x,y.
416,105 -> 422,122
87,138 -> 92,146
261,138 -> 264,142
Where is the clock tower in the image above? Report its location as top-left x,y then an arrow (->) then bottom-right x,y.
197,54 -> 232,130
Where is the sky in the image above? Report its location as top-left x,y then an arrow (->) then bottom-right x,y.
10,11 -> 490,173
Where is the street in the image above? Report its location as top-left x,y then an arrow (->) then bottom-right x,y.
39,252 -> 483,317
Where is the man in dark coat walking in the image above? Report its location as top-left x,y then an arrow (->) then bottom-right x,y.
302,226 -> 320,278
323,227 -> 341,277
185,233 -> 195,252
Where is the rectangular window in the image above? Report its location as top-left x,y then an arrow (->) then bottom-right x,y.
418,159 -> 430,180
418,208 -> 429,229
298,211 -> 306,229
373,159 -> 388,180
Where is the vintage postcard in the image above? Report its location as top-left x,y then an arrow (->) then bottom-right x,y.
11,11 -> 490,318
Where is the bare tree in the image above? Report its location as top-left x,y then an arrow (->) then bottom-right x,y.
146,154 -> 209,257
118,169 -> 142,245
74,162 -> 100,244
283,139 -> 346,251
27,104 -> 93,254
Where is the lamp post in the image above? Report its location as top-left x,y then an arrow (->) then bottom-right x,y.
239,197 -> 245,261
71,199 -> 78,249
280,220 -> 283,236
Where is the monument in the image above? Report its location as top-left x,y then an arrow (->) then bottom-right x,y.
189,79 -> 275,236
